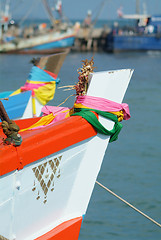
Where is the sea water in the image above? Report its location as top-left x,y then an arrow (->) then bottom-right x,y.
0,51 -> 161,240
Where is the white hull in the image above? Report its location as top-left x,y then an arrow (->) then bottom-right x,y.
0,69 -> 133,239
0,29 -> 75,53
21,96 -> 43,119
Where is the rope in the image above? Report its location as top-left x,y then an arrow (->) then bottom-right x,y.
19,0 -> 40,26
0,97 -> 9,101
58,85 -> 74,89
96,181 -> 161,228
0,101 -> 10,122
57,94 -> 75,107
0,101 -> 22,146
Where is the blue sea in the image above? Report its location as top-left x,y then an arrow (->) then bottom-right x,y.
16,17 -> 136,29
0,50 -> 161,240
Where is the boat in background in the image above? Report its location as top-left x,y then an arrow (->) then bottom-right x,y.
0,26 -> 77,54
0,0 -> 78,54
0,58 -> 133,239
106,0 -> 161,52
0,50 -> 68,120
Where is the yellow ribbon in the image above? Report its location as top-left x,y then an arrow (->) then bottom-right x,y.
74,103 -> 124,122
20,109 -> 70,132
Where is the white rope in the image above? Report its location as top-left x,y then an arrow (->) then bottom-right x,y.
96,180 -> 161,228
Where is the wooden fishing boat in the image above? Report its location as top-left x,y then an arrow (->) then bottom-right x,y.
0,29 -> 76,54
106,0 -> 161,52
0,58 -> 133,240
0,50 -> 68,120
0,1 -> 78,54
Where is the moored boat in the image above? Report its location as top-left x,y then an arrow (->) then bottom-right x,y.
0,28 -> 76,54
106,0 -> 161,52
0,58 -> 133,239
0,50 -> 68,120
0,1 -> 78,54
106,14 -> 161,52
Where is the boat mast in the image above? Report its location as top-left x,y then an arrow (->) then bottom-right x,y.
4,0 -> 10,31
92,0 -> 106,27
0,0 -> 10,40
0,1 -> 2,40
136,0 -> 140,14
42,0 -> 55,26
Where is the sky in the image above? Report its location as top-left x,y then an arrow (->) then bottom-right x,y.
7,0 -> 161,21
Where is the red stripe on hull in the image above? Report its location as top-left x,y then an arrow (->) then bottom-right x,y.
35,217 -> 82,240
0,116 -> 97,176
3,47 -> 71,55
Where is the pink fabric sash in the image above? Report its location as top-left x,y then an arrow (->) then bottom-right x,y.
75,95 -> 130,120
22,95 -> 130,132
21,83 -> 46,92
42,105 -> 70,123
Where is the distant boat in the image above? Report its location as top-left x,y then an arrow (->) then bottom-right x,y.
0,29 -> 76,54
0,58 -> 133,239
0,50 -> 68,120
106,1 -> 161,52
0,0 -> 78,54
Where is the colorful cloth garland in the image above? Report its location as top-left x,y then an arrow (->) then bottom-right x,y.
71,108 -> 122,143
20,95 -> 130,143
10,66 -> 60,100
20,106 -> 70,132
10,66 -> 60,116
74,95 -> 130,120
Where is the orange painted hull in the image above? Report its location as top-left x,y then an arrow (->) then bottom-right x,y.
0,116 -> 97,176
35,217 -> 82,240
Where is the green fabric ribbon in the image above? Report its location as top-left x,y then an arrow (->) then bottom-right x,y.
72,108 -> 123,142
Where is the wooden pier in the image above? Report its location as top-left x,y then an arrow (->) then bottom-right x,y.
72,26 -> 111,52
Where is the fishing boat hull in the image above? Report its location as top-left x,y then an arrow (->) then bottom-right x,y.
0,69 -> 133,240
0,91 -> 43,120
0,51 -> 68,121
0,29 -> 75,54
107,33 -> 161,52
35,217 -> 82,240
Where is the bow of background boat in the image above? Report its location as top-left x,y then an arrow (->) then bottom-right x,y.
0,68 -> 133,240
0,50 -> 69,121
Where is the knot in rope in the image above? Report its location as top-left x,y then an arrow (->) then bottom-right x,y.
2,120 -> 22,146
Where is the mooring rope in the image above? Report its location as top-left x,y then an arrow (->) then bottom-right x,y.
96,181 -> 161,228
57,94 -> 75,107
